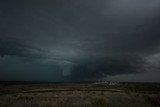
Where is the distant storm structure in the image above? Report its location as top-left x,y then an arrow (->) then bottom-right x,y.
0,0 -> 160,82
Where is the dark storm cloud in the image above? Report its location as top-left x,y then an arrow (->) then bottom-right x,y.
0,0 -> 160,81
66,55 -> 147,81
0,36 -> 44,58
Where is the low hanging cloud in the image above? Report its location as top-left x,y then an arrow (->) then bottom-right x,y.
0,0 -> 160,81
0,36 -> 31,57
65,55 -> 148,81
0,36 -> 45,58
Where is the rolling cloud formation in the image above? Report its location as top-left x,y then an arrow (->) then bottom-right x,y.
0,0 -> 160,81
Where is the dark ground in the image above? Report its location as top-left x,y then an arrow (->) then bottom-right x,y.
0,82 -> 160,107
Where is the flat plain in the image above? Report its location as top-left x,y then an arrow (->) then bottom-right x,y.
0,82 -> 160,107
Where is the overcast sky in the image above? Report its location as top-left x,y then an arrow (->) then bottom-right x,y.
0,0 -> 160,82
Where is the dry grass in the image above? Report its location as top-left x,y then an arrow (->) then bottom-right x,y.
143,95 -> 160,106
0,83 -> 160,107
91,96 -> 108,107
0,91 -> 159,107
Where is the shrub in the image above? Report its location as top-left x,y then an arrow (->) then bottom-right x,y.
16,95 -> 33,101
91,97 -> 108,107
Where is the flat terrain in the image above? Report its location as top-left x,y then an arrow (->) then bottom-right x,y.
0,82 -> 160,107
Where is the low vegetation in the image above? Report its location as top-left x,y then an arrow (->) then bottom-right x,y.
0,83 -> 160,107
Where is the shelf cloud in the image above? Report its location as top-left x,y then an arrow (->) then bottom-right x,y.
0,0 -> 160,82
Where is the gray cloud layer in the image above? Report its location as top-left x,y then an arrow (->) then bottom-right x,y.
0,0 -> 160,81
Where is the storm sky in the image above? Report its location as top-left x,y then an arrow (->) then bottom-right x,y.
0,0 -> 160,82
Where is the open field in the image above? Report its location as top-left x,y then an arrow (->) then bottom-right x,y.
0,82 -> 160,107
